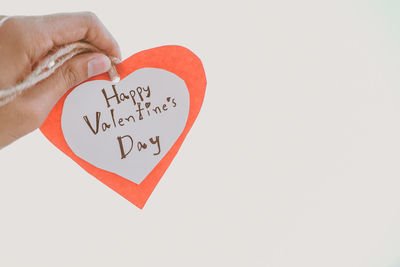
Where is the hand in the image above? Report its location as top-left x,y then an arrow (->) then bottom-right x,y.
0,12 -> 121,148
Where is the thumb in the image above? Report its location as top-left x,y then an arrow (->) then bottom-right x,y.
59,52 -> 111,91
35,52 -> 111,103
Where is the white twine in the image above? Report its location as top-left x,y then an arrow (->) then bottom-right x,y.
0,41 -> 120,107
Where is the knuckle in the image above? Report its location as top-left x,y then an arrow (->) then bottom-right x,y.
84,11 -> 99,23
1,16 -> 33,46
62,64 -> 79,88
1,16 -> 22,34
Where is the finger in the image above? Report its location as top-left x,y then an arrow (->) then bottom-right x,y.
20,52 -> 111,116
40,12 -> 121,59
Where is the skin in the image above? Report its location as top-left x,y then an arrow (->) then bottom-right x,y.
0,12 -> 121,148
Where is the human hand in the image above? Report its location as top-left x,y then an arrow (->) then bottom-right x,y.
0,12 -> 121,148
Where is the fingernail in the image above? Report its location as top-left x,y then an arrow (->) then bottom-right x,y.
88,55 -> 111,78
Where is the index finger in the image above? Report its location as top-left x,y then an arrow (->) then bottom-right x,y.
40,12 -> 121,59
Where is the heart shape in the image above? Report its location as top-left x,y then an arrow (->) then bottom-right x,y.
62,67 -> 191,184
40,45 -> 207,208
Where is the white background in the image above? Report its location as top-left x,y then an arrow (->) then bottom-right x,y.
1,1 -> 400,266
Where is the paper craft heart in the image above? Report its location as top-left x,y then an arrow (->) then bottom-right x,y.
40,45 -> 207,209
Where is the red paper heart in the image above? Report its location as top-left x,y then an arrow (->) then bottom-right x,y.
40,45 -> 206,209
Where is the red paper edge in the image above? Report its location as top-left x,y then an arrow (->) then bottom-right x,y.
39,45 -> 207,209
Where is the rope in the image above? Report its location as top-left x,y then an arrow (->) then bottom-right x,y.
0,40 -> 121,107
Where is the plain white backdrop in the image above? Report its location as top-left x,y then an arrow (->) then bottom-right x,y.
1,1 -> 400,266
